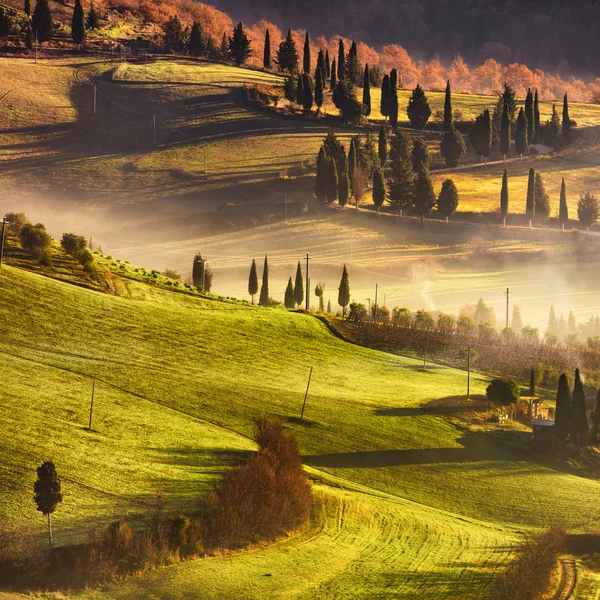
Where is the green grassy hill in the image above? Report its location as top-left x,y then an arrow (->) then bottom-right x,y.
2,263 -> 600,597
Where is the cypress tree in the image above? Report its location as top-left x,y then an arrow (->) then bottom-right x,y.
338,264 -> 350,317
530,367 -> 536,396
515,107 -> 528,158
380,74 -> 390,120
302,73 -> 313,111
443,79 -> 452,131
294,261 -> 304,307
346,41 -> 361,85
526,167 -> 536,222
362,64 -> 371,117
338,147 -> 349,206
276,29 -> 299,74
24,0 -> 31,16
315,147 -> 329,202
389,79 -> 399,128
562,93 -> 571,139
500,169 -> 509,225
570,368 -> 589,445
303,31 -> 311,74
327,299 -> 332,313
501,83 -> 517,123
437,179 -> 459,222
348,137 -> 357,189
413,164 -> 436,223
390,68 -> 398,90
373,167 -> 386,213
387,130 -> 414,214
325,50 -> 330,78
378,125 -> 388,167
315,50 -> 326,89
327,158 -> 338,203
534,90 -> 541,144
471,109 -> 492,163
525,88 -> 534,149
263,28 -> 272,69
315,71 -> 324,110
228,22 -> 252,66
34,461 -> 62,548
331,59 -> 337,88
71,0 -> 85,46
499,101 -> 510,159
554,373 -> 571,442
220,32 -> 228,61
296,74 -> 303,106
559,177 -> 568,228
32,0 -> 53,43
440,125 -> 466,167
248,259 -> 258,303
411,137 -> 430,172
259,256 -> 269,305
407,84 -> 431,129
337,38 -> 345,81
284,277 -> 295,309
546,104 -> 562,149
534,172 -> 551,221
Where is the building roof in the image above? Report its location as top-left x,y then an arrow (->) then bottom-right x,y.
533,419 -> 555,427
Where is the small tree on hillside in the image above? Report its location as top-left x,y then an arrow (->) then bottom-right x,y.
570,368 -> 589,445
499,101 -> 510,160
302,73 -> 313,112
192,254 -> 212,291
332,80 -> 366,124
525,88 -> 535,149
337,38 -> 345,81
437,179 -> 459,222
515,107 -> 528,158
303,31 -> 311,74
362,64 -> 371,117
526,168 -> 536,223
296,74 -> 304,106
443,79 -> 452,131
276,30 -> 298,73
388,73 -> 399,127
559,178 -> 568,229
578,191 -> 600,231
534,173 -> 551,221
380,74 -> 390,121
327,158 -> 338,204
591,390 -> 600,445
486,379 -> 520,411
86,0 -> 99,29
283,75 -> 297,103
373,167 -> 386,214
411,137 -> 430,172
248,259 -> 258,303
387,130 -> 414,215
500,169 -> 509,225
534,90 -> 541,144
259,255 -> 269,305
407,84 -> 431,129
20,223 -> 51,262
330,58 -> 337,88
378,125 -> 388,167
263,28 -> 271,69
314,147 -> 329,202
284,277 -> 295,309
71,0 -> 85,46
471,109 -> 492,164
294,261 -> 304,307
188,21 -> 206,56
32,0 -> 53,43
440,124 -> 466,167
562,93 -> 571,139
228,22 -> 252,66
220,33 -> 229,61
163,15 -> 185,53
412,165 -> 436,224
314,71 -> 324,110
545,104 -> 562,149
554,373 -> 571,441
338,264 -> 350,317
34,461 -> 62,548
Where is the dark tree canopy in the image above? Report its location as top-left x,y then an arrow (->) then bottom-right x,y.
534,173 -> 551,221
411,137 -> 430,172
559,178 -> 568,224
486,378 -> 520,407
248,259 -> 258,301
71,0 -> 85,45
338,264 -> 350,315
378,125 -> 388,167
32,0 -> 53,43
526,167 -> 536,221
263,28 -> 272,69
303,31 -> 311,74
362,64 -> 371,116
500,169 -> 509,221
229,22 -> 252,66
294,261 -> 304,306
554,373 -> 571,441
440,125 -> 466,167
471,109 -> 492,160
443,79 -> 452,131
437,179 -> 459,219
284,277 -> 295,308
373,167 -> 386,212
570,368 -> 589,444
407,85 -> 431,129
578,191 -> 600,229
412,164 -> 436,221
276,29 -> 299,73
515,107 -> 528,157
259,255 -> 269,305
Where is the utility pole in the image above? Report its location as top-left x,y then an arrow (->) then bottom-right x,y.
88,380 -> 95,430
305,253 -> 310,311
504,287 -> 510,329
300,366 -> 313,420
93,85 -> 97,115
423,328 -> 430,371
467,347 -> 471,400
0,217 -> 6,270
153,114 -> 157,149
374,283 -> 378,322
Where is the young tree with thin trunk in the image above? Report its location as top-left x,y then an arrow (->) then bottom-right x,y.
362,64 -> 371,117
437,179 -> 459,222
515,107 -> 528,158
559,178 -> 568,229
284,277 -> 295,308
499,101 -> 510,160
373,167 -> 386,213
555,373 -> 571,441
525,88 -> 535,149
338,264 -> 350,317
248,259 -> 258,302
303,31 -> 310,74
443,80 -> 452,131
263,29 -> 271,69
562,92 -> 571,139
570,368 -> 589,445
71,0 -> 85,46
413,164 -> 436,224
294,261 -> 304,307
259,256 -> 269,305
378,125 -> 387,167
34,461 -> 62,548
526,168 -> 536,223
500,169 -> 509,225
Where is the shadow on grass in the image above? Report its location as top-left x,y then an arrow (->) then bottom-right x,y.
374,395 -> 491,417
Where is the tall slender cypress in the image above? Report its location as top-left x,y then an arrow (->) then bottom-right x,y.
294,261 -> 304,307
338,147 -> 349,206
378,125 -> 387,166
315,71 -> 324,110
338,265 -> 350,317
555,373 -> 571,441
562,92 -> 571,138
315,147 -> 329,202
559,177 -> 568,227
259,256 -> 269,305
571,368 -> 589,445
348,137 -> 357,189
303,31 -> 311,74
337,39 -> 345,80
515,107 -> 528,158
32,0 -> 53,43
325,50 -> 330,78
331,59 -> 337,88
248,259 -> 258,303
327,158 -> 338,203
499,101 -> 510,159
500,169 -> 509,225
71,0 -> 86,45
412,164 -> 436,224
526,167 -> 536,222
284,277 -> 295,309
24,0 -> 31,16
534,90 -> 541,144
296,74 -> 303,106
315,50 -> 326,88
373,167 -> 386,213
380,74 -> 390,120
263,29 -> 271,69
363,64 -> 371,117
443,80 -> 452,131
525,88 -> 534,148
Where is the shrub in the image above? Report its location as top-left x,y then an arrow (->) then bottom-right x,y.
19,223 -> 52,261
61,233 -> 87,256
486,378 -> 520,407
4,212 -> 28,236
